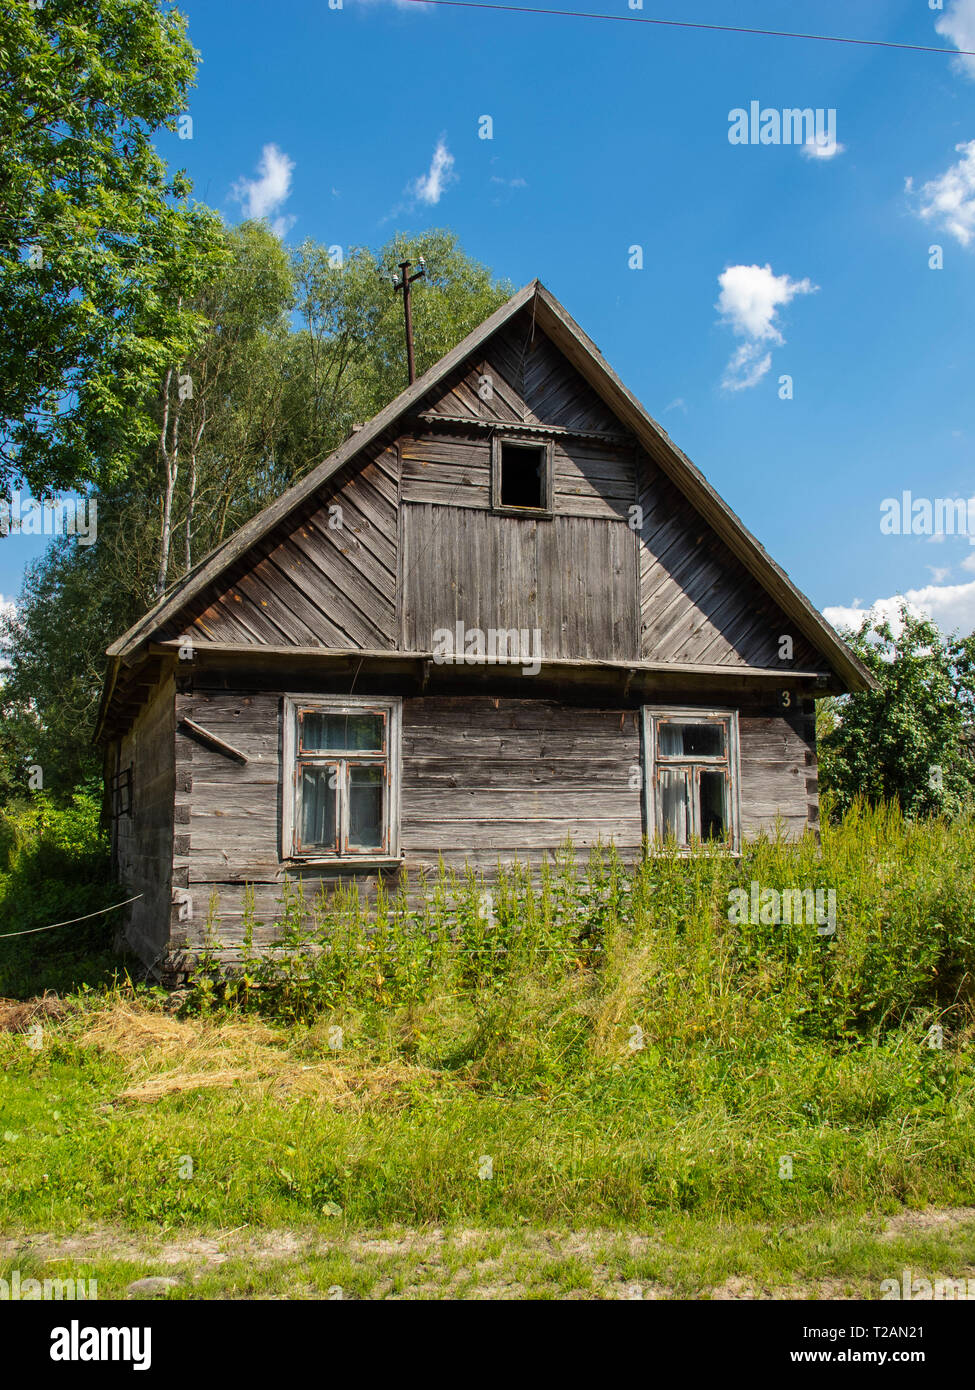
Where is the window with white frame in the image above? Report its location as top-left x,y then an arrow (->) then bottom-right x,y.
641,707 -> 740,852
283,696 -> 401,860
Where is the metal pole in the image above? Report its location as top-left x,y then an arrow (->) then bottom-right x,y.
400,260 -> 416,385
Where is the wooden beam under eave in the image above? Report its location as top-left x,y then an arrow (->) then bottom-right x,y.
148,638 -> 833,685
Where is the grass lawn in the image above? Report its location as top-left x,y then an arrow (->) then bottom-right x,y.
1,801 -> 973,1300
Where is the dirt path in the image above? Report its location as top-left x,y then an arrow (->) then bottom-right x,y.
3,1208 -> 975,1299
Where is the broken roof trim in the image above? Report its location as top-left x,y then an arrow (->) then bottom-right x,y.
101,277 -> 874,692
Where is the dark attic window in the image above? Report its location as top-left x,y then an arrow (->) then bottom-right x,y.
495,439 -> 551,513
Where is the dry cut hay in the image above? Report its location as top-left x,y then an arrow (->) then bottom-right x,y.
0,993 -> 68,1033
77,1000 -> 438,1109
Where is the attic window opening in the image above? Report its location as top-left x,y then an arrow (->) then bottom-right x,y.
493,438 -> 552,514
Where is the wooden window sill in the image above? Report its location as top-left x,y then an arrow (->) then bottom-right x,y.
285,856 -> 403,869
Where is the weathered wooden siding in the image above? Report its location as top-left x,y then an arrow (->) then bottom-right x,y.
178,441 -> 400,650
161,685 -> 815,954
400,433 -> 635,522
113,674 -> 175,965
422,310 -> 623,436
637,450 -> 829,672
739,708 -> 819,840
400,697 -> 644,869
402,505 -> 639,661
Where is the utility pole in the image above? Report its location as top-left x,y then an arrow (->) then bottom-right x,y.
392,257 -> 425,385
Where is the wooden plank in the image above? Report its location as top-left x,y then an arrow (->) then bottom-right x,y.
178,718 -> 248,764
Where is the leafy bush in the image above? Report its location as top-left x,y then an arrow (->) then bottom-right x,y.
819,607 -> 975,818
0,788 -> 122,996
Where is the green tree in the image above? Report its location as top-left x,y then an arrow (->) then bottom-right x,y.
819,605 -> 975,818
0,500 -> 157,793
281,230 -> 511,472
152,219 -> 292,594
0,228 -> 511,795
0,0 -> 226,493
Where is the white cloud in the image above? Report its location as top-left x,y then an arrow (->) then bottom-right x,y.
411,138 -> 456,205
936,0 -> 975,79
723,342 -> 773,391
824,578 -> 975,638
962,551 -> 975,572
717,264 -> 816,342
716,263 -> 816,390
798,138 -> 846,161
231,143 -> 296,237
909,140 -> 975,247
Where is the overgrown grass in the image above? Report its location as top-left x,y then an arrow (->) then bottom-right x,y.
0,800 -> 972,1238
193,797 -> 975,1046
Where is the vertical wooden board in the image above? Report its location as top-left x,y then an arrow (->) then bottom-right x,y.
115,674 -> 176,967
403,505 -> 638,661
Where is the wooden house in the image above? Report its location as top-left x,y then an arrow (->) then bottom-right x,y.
95,280 -> 874,978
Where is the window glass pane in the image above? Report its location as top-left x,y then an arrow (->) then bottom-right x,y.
348,765 -> 384,849
300,710 -> 384,753
699,770 -> 727,841
300,766 -> 337,849
658,721 -> 725,758
657,768 -> 689,846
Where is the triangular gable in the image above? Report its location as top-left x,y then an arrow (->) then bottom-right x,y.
103,280 -> 873,694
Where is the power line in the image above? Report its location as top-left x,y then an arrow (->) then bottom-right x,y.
0,893 -> 144,940
398,0 -> 975,57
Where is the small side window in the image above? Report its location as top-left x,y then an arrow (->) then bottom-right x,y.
111,765 -> 133,819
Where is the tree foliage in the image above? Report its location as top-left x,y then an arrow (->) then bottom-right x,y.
0,0 -> 226,492
819,606 -> 975,819
0,227 -> 510,795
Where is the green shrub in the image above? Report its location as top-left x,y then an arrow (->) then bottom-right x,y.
0,789 -> 121,996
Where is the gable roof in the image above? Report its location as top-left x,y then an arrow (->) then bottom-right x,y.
102,278 -> 875,694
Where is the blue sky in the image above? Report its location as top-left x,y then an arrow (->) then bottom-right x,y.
4,0 -> 975,640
